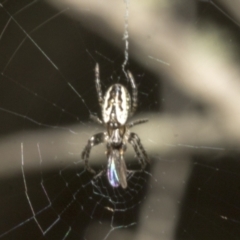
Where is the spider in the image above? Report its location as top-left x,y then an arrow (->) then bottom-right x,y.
82,64 -> 149,189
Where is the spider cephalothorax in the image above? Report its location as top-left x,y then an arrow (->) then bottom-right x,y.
82,64 -> 149,189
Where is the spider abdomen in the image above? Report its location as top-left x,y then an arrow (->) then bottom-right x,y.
102,84 -> 131,125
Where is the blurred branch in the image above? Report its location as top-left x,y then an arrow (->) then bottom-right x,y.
1,1 -> 240,239
0,111 -> 225,176
1,2 -> 239,173
42,0 -> 240,158
218,0 -> 240,26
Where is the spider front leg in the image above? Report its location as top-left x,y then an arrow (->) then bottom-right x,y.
82,132 -> 106,174
127,119 -> 148,128
128,132 -> 149,170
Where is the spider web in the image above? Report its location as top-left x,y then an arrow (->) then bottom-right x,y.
0,0 -> 240,240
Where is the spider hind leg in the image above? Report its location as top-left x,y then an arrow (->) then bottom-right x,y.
90,114 -> 103,125
127,71 -> 138,116
95,63 -> 103,106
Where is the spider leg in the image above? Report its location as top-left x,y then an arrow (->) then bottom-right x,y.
95,63 -> 103,106
90,114 -> 103,125
128,137 -> 145,169
93,169 -> 106,180
128,132 -> 149,170
82,132 -> 106,174
127,71 -> 138,116
127,119 -> 148,128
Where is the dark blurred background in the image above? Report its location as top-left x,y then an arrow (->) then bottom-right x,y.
0,0 -> 240,240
